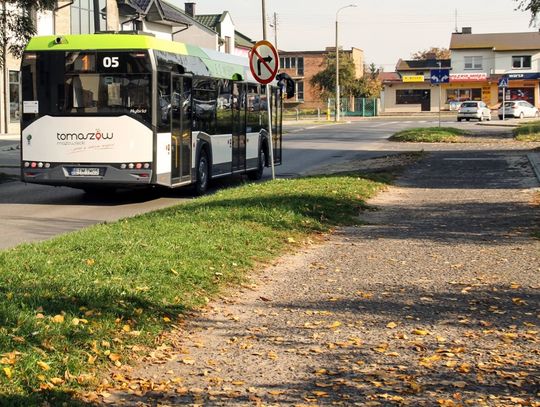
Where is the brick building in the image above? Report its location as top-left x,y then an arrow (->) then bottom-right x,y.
278,47 -> 364,110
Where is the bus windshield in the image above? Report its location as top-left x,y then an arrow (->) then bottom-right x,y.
21,51 -> 152,125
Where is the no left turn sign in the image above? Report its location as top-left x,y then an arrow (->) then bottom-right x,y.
249,40 -> 279,85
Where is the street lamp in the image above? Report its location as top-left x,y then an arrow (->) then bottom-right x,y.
335,4 -> 357,122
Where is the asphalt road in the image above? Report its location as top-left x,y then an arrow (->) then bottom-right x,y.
0,117 -> 510,250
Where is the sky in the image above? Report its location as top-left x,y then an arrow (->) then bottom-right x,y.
169,0 -> 537,71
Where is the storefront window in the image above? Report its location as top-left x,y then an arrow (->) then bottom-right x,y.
9,71 -> 19,123
446,88 -> 481,103
498,87 -> 535,105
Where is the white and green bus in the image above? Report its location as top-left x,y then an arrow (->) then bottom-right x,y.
20,33 -> 284,194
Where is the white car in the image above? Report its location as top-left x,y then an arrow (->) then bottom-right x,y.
457,101 -> 492,122
498,101 -> 539,119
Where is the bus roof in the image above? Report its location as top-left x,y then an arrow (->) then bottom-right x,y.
25,34 -> 257,82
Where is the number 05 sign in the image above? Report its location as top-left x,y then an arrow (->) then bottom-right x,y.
249,40 -> 279,85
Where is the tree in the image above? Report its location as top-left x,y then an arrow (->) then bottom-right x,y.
0,0 -> 56,67
411,47 -> 451,60
515,0 -> 540,23
356,63 -> 382,98
310,52 -> 361,100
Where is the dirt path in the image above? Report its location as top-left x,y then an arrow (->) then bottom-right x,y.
101,144 -> 540,406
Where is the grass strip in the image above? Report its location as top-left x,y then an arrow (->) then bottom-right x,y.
513,120 -> 540,142
389,127 -> 468,143
0,173 -> 388,404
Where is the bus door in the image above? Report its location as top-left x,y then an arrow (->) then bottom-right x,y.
171,75 -> 192,183
231,82 -> 247,172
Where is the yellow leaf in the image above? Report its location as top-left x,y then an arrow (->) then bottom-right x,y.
181,358 -> 195,365
170,268 -> 178,275
122,325 -> 131,332
163,317 -> 171,323
327,321 -> 342,329
3,367 -> 12,379
72,318 -> 80,326
386,322 -> 398,329
312,390 -> 328,397
287,237 -> 296,243
108,353 -> 121,362
412,329 -> 430,336
85,258 -> 95,266
51,314 -> 65,323
37,361 -> 50,371
50,377 -> 64,385
231,380 -> 245,386
87,354 -> 97,365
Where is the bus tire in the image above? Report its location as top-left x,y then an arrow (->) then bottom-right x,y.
194,149 -> 209,195
247,145 -> 266,181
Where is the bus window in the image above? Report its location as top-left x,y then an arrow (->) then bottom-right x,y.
192,78 -> 217,135
216,80 -> 232,134
247,83 -> 260,133
157,72 -> 171,132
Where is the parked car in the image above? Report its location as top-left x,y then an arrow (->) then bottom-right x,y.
457,101 -> 492,122
498,100 -> 539,120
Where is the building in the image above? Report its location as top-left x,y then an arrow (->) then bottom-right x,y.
380,29 -> 540,113
449,30 -> 540,108
278,47 -> 364,110
379,58 -> 451,113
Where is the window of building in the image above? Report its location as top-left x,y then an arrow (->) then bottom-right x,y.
512,55 -> 532,69
498,87 -> 535,105
464,56 -> 483,70
225,36 -> 231,53
396,89 -> 428,104
296,81 -> 304,101
446,88 -> 482,103
297,57 -> 304,75
71,0 -> 106,34
9,71 -> 19,123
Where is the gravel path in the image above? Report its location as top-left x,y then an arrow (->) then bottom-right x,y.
102,143 -> 540,406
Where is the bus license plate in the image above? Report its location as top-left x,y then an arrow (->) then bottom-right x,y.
71,168 -> 100,176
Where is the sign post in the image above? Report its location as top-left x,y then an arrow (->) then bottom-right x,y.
249,40 -> 279,180
430,69 -> 450,128
498,77 -> 508,121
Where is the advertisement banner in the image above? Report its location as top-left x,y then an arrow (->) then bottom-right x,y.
450,73 -> 488,82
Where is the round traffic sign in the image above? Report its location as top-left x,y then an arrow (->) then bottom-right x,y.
249,40 -> 279,85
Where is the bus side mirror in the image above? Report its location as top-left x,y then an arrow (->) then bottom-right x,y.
276,73 -> 295,99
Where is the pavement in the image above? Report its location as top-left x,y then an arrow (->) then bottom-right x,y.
101,136 -> 540,406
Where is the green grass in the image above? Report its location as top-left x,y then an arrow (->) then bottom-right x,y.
513,120 -> 540,142
389,127 -> 468,143
0,173 -> 388,405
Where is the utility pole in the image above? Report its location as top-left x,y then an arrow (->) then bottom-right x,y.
271,12 -> 278,50
261,0 -> 275,180
1,0 -> 7,134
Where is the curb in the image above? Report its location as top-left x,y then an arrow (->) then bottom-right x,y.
527,153 -> 540,183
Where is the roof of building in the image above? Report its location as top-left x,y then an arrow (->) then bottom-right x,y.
195,12 -> 230,32
234,30 -> 254,49
123,0 -> 195,26
396,58 -> 451,71
450,32 -> 540,51
378,72 -> 401,82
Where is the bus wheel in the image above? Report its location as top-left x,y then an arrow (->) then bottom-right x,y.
247,146 -> 266,181
194,150 -> 209,195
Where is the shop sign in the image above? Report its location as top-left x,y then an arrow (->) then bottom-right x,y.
402,75 -> 425,83
450,73 -> 488,82
507,72 -> 540,80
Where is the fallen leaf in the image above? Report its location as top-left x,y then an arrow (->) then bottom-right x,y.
51,315 -> 65,323
37,361 -> 50,371
386,322 -> 398,329
412,329 -> 430,336
3,367 -> 12,379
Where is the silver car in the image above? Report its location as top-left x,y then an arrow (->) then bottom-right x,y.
498,101 -> 539,119
457,101 -> 492,122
